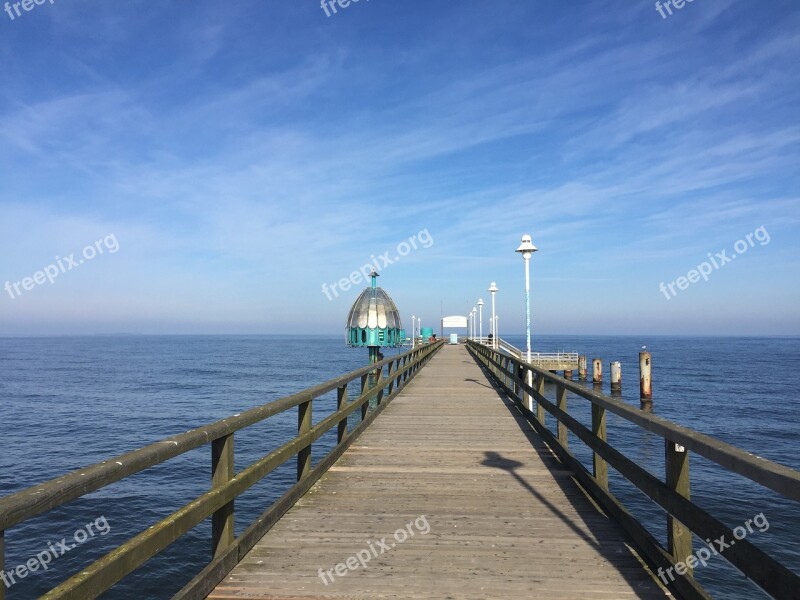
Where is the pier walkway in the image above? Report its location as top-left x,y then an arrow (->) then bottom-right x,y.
208,344 -> 670,599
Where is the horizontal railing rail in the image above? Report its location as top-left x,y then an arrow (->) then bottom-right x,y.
467,340 -> 800,600
0,339 -> 445,600
497,337 -> 522,357
496,338 -> 579,367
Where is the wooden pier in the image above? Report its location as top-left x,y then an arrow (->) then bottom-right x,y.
1,338 -> 798,600
209,344 -> 669,599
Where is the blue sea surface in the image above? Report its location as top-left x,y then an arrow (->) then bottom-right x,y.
0,335 -> 797,599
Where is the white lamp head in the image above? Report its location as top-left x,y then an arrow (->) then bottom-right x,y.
488,282 -> 498,293
477,298 -> 484,306
516,234 -> 538,259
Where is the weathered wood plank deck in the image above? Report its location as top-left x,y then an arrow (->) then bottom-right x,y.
208,344 -> 672,600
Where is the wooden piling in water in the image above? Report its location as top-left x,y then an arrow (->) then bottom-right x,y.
592,358 -> 602,383
564,369 -> 573,380
639,351 -> 652,400
579,355 -> 587,381
610,361 -> 622,392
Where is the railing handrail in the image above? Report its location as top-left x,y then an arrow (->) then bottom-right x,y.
467,340 -> 800,600
0,341 -> 436,530
496,338 -> 578,363
0,340 -> 445,600
497,337 -> 522,357
475,341 -> 799,499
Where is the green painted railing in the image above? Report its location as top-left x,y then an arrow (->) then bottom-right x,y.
468,340 -> 800,600
0,340 -> 445,600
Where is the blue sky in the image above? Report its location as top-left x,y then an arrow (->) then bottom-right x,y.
0,0 -> 798,336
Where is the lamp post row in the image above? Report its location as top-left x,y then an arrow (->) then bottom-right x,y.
467,234 -> 535,354
414,234 -> 534,351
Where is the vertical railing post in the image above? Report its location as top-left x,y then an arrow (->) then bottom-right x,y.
211,433 -> 234,558
666,440 -> 692,568
556,383 -> 568,449
360,373 -> 369,420
387,360 -> 393,392
523,367 -> 533,412
387,360 -> 397,395
591,403 -> 608,488
535,372 -> 545,425
498,353 -> 503,384
297,398 -> 312,481
375,364 -> 385,404
337,383 -> 347,443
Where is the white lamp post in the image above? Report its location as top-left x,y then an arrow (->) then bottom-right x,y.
516,235 -> 538,413
477,299 -> 484,344
411,315 -> 416,348
516,234 -> 538,363
471,307 -> 477,341
488,282 -> 498,349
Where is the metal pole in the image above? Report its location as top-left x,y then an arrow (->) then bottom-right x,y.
478,303 -> 483,343
491,291 -> 496,349
368,346 -> 379,409
524,255 -> 532,363
411,316 -> 415,348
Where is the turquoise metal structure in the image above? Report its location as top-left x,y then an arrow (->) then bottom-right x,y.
346,271 -> 404,349
345,271 -> 404,365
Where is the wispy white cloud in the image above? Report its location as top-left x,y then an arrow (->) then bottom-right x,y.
0,1 -> 797,334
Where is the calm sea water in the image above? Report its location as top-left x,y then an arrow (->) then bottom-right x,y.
0,335 -> 797,599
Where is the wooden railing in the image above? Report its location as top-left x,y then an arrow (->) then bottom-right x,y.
467,340 -> 800,600
0,340 -> 444,600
